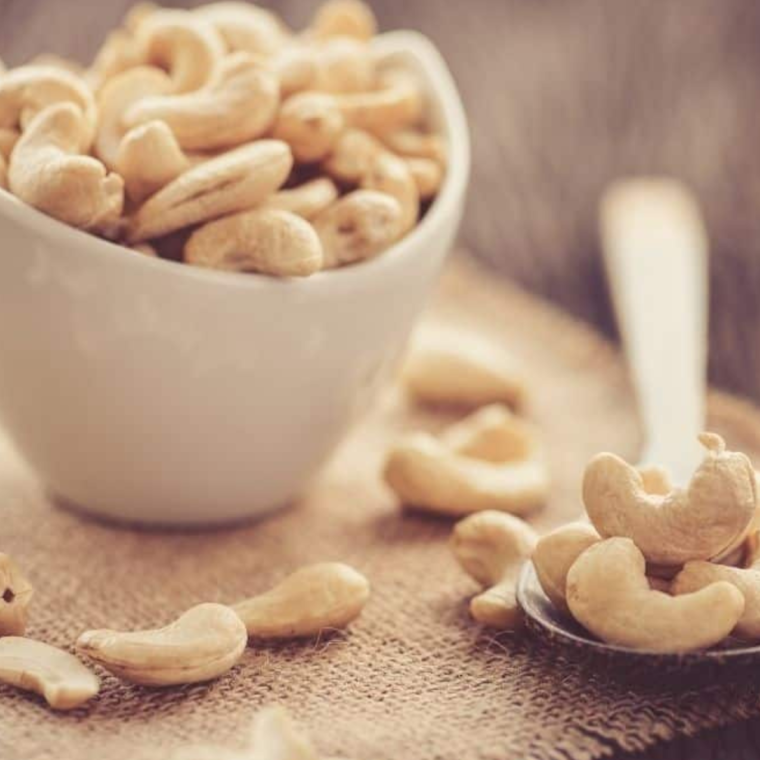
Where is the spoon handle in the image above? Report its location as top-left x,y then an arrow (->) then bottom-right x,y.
600,178 -> 709,482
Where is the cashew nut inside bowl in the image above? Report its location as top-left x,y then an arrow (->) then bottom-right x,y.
384,404 -> 548,516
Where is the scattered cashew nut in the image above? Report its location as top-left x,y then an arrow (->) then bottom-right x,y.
312,189 -> 403,268
9,102 -> 124,232
566,537 -> 745,652
185,208 -> 323,277
402,326 -> 525,409
451,511 -> 537,629
125,52 -> 280,152
116,119 -> 190,204
0,637 -> 99,710
0,553 -> 33,636
77,602 -> 247,686
583,433 -> 757,566
126,139 -> 292,242
384,404 -> 548,516
232,562 -> 370,638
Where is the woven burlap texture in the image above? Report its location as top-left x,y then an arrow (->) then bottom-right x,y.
2,259 -> 760,760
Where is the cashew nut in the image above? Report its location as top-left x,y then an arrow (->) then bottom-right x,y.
273,91 -> 345,163
124,2 -> 159,34
173,705 -> 319,760
0,637 -> 99,710
87,30 -> 147,90
314,36 -> 375,93
136,10 -> 225,93
451,511 -> 538,629
261,177 -> 338,219
310,0 -> 378,41
336,76 -> 422,135
406,156 -> 443,201
583,433 -> 757,566
384,404 -> 548,517
185,208 -> 323,277
77,602 -> 247,686
95,65 -> 172,169
0,65 -> 97,146
360,150 -> 419,234
566,537 -> 745,652
195,2 -> 288,57
533,522 -> 600,613
323,128 -> 383,183
124,52 -> 280,152
9,103 -> 124,232
269,45 -> 320,97
401,327 -> 525,409
672,539 -> 760,640
0,553 -> 33,635
116,119 -> 190,204
313,189 -> 403,268
232,562 -> 370,638
378,128 -> 448,165
127,139 -> 292,242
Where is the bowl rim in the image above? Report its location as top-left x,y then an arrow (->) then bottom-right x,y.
0,30 -> 470,294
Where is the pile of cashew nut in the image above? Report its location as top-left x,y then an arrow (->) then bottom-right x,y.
0,0 -> 446,276
0,554 -> 369,709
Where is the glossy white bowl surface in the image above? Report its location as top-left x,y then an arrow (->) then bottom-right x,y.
0,31 -> 470,524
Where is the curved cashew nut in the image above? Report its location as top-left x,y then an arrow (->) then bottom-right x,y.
312,189 -> 403,268
314,36 -> 375,93
402,326 -> 525,409
567,537 -> 744,652
116,119 -> 190,204
136,10 -> 225,93
0,637 -> 99,710
0,65 -> 97,146
269,45 -> 319,97
87,30 -> 147,90
273,91 -> 345,163
533,522 -> 600,613
384,404 -> 548,517
378,128 -> 448,165
124,52 -> 280,152
672,537 -> 760,640
232,562 -> 370,638
451,511 -> 538,629
323,128 -> 384,183
310,0 -> 378,41
361,150 -> 419,234
77,602 -> 247,686
127,139 -> 292,242
195,2 -> 288,57
336,75 -> 422,134
185,208 -> 323,277
406,156 -> 444,201
583,433 -> 757,566
94,65 -> 172,169
261,177 -> 338,219
0,553 -> 33,636
9,103 -> 124,232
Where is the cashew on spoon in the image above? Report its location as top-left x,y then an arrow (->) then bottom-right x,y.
451,511 -> 537,629
77,603 -> 247,686
384,404 -> 548,516
9,103 -> 124,232
567,537 -> 745,652
582,433 -> 757,566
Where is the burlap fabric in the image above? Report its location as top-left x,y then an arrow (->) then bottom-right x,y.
3,258 -> 760,760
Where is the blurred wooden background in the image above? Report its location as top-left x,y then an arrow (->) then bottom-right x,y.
2,0 -> 760,403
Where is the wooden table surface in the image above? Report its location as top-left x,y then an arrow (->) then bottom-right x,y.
2,1 -> 760,758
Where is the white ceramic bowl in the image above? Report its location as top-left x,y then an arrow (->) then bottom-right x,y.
0,31 -> 469,525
